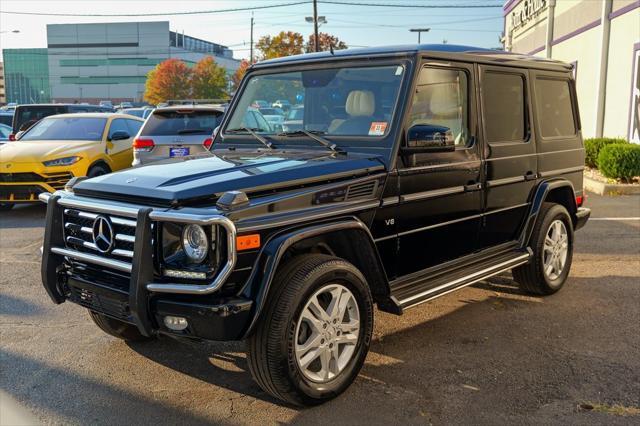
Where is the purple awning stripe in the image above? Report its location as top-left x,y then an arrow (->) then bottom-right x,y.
503,0 -> 523,15
609,0 -> 640,20
527,45 -> 545,55
552,18 -> 601,46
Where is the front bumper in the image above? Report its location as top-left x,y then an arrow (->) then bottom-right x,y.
0,171 -> 74,202
40,193 -> 251,341
575,207 -> 590,231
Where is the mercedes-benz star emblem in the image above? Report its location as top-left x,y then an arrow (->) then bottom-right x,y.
92,216 -> 114,253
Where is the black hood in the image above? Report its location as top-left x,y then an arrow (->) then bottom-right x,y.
74,150 -> 386,206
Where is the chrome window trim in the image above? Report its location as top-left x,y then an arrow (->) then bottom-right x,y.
486,175 -> 526,187
401,186 -> 465,202
538,166 -> 584,177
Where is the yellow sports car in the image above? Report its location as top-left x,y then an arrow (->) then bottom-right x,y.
0,113 -> 144,210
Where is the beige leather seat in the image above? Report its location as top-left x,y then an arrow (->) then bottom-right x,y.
329,90 -> 376,134
411,69 -> 466,144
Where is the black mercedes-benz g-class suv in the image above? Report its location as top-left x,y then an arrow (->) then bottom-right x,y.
40,45 -> 590,406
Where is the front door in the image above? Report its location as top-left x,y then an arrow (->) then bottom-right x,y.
478,66 -> 537,248
397,60 -> 482,277
106,118 -> 135,170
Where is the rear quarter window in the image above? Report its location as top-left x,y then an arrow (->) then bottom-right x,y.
535,77 -> 576,138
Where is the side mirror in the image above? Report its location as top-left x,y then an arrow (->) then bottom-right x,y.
15,131 -> 25,140
403,124 -> 455,153
110,131 -> 130,141
272,123 -> 283,133
212,126 -> 220,138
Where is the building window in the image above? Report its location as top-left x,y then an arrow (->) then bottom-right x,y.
535,77 -> 576,138
482,71 -> 527,143
629,47 -> 640,143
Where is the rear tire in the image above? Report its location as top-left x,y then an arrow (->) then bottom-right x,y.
87,164 -> 110,178
246,254 -> 374,406
513,202 -> 574,295
88,310 -> 153,342
0,203 -> 14,211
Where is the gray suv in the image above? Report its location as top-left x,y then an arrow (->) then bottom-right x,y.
132,105 -> 224,166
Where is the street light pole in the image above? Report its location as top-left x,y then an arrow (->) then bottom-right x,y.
409,28 -> 430,44
313,0 -> 319,52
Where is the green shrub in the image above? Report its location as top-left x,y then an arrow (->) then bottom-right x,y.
597,143 -> 640,182
584,138 -> 628,168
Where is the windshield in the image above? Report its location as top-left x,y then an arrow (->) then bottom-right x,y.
224,64 -> 405,141
141,110 -> 221,136
20,117 -> 107,141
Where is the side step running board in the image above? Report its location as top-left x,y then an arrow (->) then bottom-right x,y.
392,250 -> 531,312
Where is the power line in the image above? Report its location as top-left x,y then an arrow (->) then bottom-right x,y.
319,1 -> 502,8
0,1 -> 312,17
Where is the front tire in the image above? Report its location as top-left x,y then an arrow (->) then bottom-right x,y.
513,202 -> 574,295
87,164 -> 110,178
88,310 -> 154,342
246,254 -> 373,406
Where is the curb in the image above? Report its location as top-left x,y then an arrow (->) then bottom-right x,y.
584,175 -> 640,196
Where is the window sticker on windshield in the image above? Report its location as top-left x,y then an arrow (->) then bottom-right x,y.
395,66 -> 403,76
369,122 -> 388,136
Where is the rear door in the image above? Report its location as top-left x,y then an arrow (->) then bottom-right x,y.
478,66 -> 537,249
530,71 -> 583,192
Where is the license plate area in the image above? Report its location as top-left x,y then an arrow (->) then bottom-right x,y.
169,147 -> 190,157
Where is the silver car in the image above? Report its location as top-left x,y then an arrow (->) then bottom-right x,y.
132,105 -> 224,166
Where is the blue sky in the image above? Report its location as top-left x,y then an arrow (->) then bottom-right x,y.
0,0 -> 505,59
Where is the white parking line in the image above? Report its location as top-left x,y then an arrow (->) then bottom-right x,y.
589,217 -> 640,221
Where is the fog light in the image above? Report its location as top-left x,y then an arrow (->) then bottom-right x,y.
164,316 -> 188,331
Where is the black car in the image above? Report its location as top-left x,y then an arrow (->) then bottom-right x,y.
40,44 -> 590,407
10,103 -> 112,140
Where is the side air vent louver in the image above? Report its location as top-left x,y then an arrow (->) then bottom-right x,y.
345,181 -> 377,200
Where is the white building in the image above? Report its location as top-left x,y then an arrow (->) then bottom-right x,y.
504,0 -> 640,142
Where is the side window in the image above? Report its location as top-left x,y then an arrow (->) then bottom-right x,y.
535,78 -> 576,138
482,71 -> 527,143
254,112 -> 272,131
408,67 -> 471,147
126,119 -> 143,136
242,111 -> 258,129
108,119 -> 129,139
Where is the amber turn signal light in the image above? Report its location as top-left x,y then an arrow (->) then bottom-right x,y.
236,234 -> 260,251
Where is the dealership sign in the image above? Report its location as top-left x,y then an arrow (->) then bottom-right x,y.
510,0 -> 547,31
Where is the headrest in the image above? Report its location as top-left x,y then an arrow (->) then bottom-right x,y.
345,90 -> 375,117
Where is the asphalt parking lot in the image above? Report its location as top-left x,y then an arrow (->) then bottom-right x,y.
1,192 -> 639,425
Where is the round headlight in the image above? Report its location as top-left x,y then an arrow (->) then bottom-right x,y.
181,224 -> 208,263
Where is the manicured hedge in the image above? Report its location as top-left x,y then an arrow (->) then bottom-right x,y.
584,138 -> 628,168
597,143 -> 640,182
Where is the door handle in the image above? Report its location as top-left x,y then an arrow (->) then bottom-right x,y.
524,171 -> 537,181
464,182 -> 482,192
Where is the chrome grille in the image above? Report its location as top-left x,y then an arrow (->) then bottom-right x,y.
63,208 -> 136,264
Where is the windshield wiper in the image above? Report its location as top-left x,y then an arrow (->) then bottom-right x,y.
177,128 -> 209,134
225,127 -> 275,149
278,130 -> 339,152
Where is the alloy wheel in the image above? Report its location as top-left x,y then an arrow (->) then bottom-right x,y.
294,283 -> 360,383
543,219 -> 568,281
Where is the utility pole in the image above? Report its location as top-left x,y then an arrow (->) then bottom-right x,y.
313,0 -> 319,52
250,12 -> 254,63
